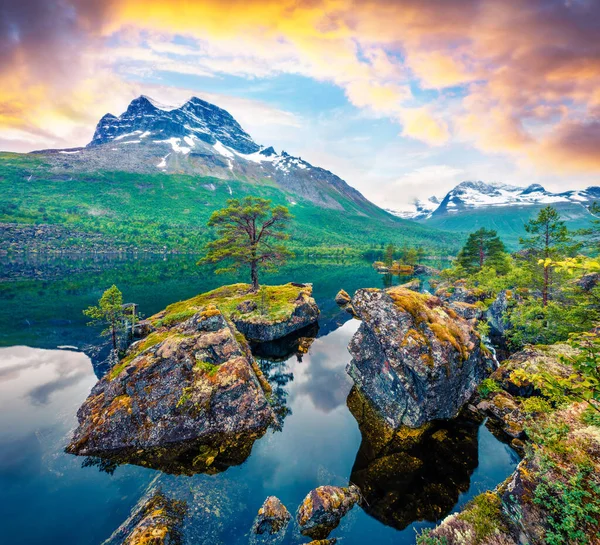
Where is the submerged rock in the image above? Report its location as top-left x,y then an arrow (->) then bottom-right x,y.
297,485 -> 361,539
334,289 -> 352,306
67,309 -> 275,474
347,287 -> 495,428
252,496 -> 291,538
102,490 -> 186,545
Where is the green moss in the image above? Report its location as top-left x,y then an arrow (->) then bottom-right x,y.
109,330 -> 174,380
458,492 -> 506,543
521,396 -> 554,415
195,360 -> 219,377
478,378 -> 502,397
150,283 -> 310,328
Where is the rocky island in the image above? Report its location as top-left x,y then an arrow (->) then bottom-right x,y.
67,282 -> 319,474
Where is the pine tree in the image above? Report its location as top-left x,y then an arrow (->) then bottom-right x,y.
384,243 -> 395,267
83,285 -> 125,351
519,206 -> 576,306
457,228 -> 506,273
199,197 -> 293,291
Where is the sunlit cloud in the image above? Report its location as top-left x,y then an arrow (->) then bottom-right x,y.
0,0 -> 599,182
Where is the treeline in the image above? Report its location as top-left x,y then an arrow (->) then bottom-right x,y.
444,205 -> 600,347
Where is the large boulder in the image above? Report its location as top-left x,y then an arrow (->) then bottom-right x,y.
67,309 -> 275,474
347,287 -> 495,428
297,485 -> 361,539
149,283 -> 319,342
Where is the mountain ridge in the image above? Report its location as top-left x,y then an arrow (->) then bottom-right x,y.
396,180 -> 600,220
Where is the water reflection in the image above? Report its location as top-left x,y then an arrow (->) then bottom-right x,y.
348,387 -> 485,530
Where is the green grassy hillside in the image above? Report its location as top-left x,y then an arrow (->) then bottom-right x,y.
423,203 -> 594,249
0,152 -> 458,254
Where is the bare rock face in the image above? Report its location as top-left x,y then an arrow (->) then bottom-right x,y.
297,485 -> 361,539
66,309 -> 275,474
252,496 -> 291,539
347,287 -> 495,428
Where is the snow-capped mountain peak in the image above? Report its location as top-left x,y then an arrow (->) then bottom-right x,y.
392,180 -> 600,220
89,95 -> 259,154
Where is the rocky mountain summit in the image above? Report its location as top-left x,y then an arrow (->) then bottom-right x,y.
345,286 -> 495,428
89,95 -> 259,154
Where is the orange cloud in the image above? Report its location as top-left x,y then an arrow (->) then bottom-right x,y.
0,0 -> 599,175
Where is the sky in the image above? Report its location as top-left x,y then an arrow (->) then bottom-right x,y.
1,0 -> 599,211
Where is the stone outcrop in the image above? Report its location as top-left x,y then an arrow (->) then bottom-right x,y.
435,280 -> 491,306
252,496 -> 291,539
102,491 -> 186,545
334,289 -> 351,306
67,309 -> 275,474
150,283 -> 319,343
399,279 -> 421,292
297,485 -> 361,539
347,286 -> 495,428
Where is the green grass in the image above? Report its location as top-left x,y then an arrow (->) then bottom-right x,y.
153,283 -> 308,328
0,152 -> 458,253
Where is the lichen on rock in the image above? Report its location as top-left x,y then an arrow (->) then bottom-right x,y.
297,485 -> 361,539
66,308 -> 275,474
347,286 -> 495,428
252,496 -> 291,540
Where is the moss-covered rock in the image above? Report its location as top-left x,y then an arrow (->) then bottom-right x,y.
297,485 -> 361,540
148,283 -> 319,342
66,309 -> 275,474
252,496 -> 291,539
347,286 -> 495,428
103,491 -> 186,545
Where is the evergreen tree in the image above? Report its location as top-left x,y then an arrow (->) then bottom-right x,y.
199,197 -> 293,291
384,243 -> 395,267
405,247 -> 419,266
519,206 -> 576,306
457,228 -> 506,273
83,285 -> 125,351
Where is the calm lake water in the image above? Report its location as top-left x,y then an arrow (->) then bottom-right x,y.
0,255 -> 519,545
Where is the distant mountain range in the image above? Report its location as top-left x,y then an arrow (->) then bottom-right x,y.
393,181 -> 600,220
1,95 -> 456,253
389,181 -> 598,248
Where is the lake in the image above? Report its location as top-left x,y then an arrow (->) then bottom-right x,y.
0,255 -> 520,544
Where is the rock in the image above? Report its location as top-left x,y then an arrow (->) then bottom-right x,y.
252,496 -> 291,537
347,387 -> 481,530
485,290 -> 514,349
148,283 -> 320,343
577,272 -> 600,291
334,289 -> 351,306
133,319 -> 156,339
347,287 -> 495,428
306,540 -> 337,545
66,309 -> 275,474
297,485 -> 361,539
414,264 -> 441,276
399,279 -> 421,292
434,281 -> 489,304
449,301 -> 483,320
237,300 -> 258,313
102,490 -> 186,545
480,392 -> 526,439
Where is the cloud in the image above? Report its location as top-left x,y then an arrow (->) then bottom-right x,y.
0,0 -> 599,179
